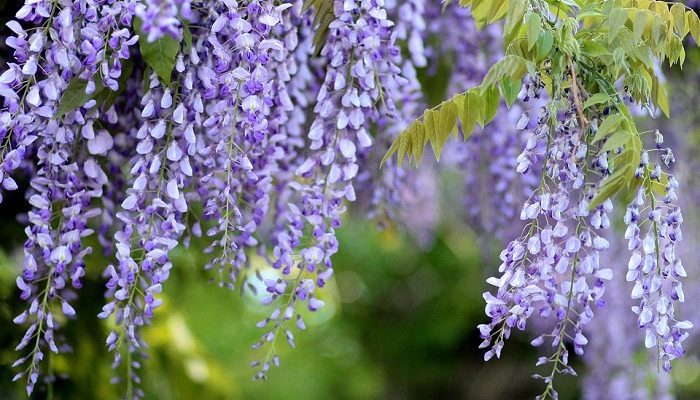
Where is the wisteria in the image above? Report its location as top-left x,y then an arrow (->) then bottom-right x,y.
582,236 -> 673,400
377,1 -> 698,397
478,95 -> 617,397
253,0 -> 405,376
1,0 -> 699,398
567,18 -> 700,396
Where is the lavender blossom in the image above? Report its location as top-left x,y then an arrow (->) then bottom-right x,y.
624,148 -> 691,372
199,1 -> 289,289
254,0 -> 403,378
479,100 -> 614,398
583,236 -> 672,400
136,0 -> 192,42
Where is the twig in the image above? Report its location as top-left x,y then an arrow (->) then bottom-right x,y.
567,55 -> 589,134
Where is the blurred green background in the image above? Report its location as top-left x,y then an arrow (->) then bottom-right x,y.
0,205 -> 581,399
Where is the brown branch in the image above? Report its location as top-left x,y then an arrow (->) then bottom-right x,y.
567,55 -> 589,134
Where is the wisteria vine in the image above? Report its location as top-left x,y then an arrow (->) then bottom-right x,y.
1,0 -> 699,398
383,0 -> 700,398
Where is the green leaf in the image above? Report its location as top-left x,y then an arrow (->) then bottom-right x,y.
134,17 -> 181,85
535,30 -> 554,61
592,113 -> 624,143
481,55 -> 528,89
500,76 -> 521,108
608,8 -> 628,43
589,166 -> 629,209
430,102 -> 458,160
599,129 -> 631,154
456,90 -> 482,138
583,93 -> 611,110
481,85 -> 500,127
526,13 -> 542,50
55,79 -> 103,118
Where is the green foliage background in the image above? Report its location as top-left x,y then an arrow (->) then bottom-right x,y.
0,207 -> 579,399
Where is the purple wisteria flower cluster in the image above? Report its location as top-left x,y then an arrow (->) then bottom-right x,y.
478,98 -> 615,390
0,0 -> 419,396
475,76 -> 692,396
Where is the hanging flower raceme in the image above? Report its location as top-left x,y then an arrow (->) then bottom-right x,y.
472,58 -> 691,400
478,94 -> 615,395
582,235 -> 673,400
351,2 -> 699,396
254,0 -> 403,378
362,0 -> 441,243
199,0 -> 289,288
623,145 -> 691,371
6,0 -> 137,394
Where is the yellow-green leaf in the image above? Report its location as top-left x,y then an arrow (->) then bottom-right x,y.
651,74 -> 670,117
650,14 -> 665,46
688,10 -> 700,44
633,11 -> 648,42
583,93 -> 611,110
589,166 -> 629,209
581,39 -> 612,58
381,136 -> 401,167
397,132 -> 411,167
409,121 -> 426,165
500,77 -> 521,108
592,113 -> 625,143
430,102 -> 458,160
671,3 -> 687,37
482,55 -> 528,88
424,109 -> 437,145
527,13 -> 542,50
481,85 -> 500,126
608,8 -> 629,43
457,90 -> 483,139
505,0 -> 526,36
487,0 -> 508,23
599,129 -> 631,154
